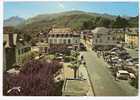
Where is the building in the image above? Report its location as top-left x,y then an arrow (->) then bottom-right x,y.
36,42 -> 48,54
3,33 -> 31,70
92,27 -> 117,50
112,28 -> 125,42
125,28 -> 139,48
3,33 -> 17,70
48,28 -> 80,53
81,30 -> 92,40
16,42 -> 31,64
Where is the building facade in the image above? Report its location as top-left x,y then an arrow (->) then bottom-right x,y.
48,28 -> 80,53
3,33 -> 31,70
125,28 -> 139,48
3,33 -> 17,70
112,28 -> 125,42
92,27 -> 117,50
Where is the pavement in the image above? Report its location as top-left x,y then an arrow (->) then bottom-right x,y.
63,62 -> 94,95
78,64 -> 94,96
80,40 -> 138,96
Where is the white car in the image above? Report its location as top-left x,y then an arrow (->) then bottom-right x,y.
129,73 -> 136,79
116,70 -> 129,80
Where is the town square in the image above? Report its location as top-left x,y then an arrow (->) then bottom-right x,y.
3,1 -> 139,96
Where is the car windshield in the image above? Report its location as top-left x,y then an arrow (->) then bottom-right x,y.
120,73 -> 129,75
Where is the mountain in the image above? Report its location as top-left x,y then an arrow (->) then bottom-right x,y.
25,10 -> 117,25
4,10 -> 138,45
4,16 -> 25,27
18,10 -> 119,32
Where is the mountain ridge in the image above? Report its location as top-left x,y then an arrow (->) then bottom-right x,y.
4,16 -> 25,27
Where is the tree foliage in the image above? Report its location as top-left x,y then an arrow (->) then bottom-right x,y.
3,60 -> 63,96
112,16 -> 129,28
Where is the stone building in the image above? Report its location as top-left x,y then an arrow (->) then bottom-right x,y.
3,33 -> 31,70
125,28 -> 139,48
48,28 -> 80,53
92,27 -> 117,50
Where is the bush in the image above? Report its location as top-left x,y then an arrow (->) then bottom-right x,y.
130,75 -> 138,89
3,60 -> 63,96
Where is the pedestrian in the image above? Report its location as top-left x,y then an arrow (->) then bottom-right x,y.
83,61 -> 86,66
81,55 -> 84,61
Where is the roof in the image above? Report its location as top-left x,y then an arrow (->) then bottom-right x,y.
49,28 -> 80,36
49,28 -> 73,35
118,70 -> 129,74
92,27 -> 109,34
3,34 -> 17,48
126,28 -> 139,35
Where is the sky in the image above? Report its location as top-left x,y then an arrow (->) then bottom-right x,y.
4,2 -> 139,19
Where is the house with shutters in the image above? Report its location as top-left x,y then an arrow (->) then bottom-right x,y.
92,27 -> 117,50
48,28 -> 80,53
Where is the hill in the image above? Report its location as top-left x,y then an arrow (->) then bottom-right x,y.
4,10 -> 138,45
4,16 -> 25,27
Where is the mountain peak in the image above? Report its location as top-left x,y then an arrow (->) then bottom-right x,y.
4,16 -> 25,27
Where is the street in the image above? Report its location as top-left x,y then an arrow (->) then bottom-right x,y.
80,41 -> 138,96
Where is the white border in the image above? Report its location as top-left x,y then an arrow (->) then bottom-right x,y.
0,0 -> 139,100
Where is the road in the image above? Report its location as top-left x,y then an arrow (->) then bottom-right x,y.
80,40 -> 138,96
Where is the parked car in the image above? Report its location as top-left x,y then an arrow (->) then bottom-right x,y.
129,73 -> 136,79
80,43 -> 87,51
116,70 -> 130,80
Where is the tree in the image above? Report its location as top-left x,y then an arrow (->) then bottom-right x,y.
68,50 -> 80,78
82,20 -> 96,30
68,61 -> 79,79
130,75 -> 138,89
95,17 -> 112,28
112,16 -> 129,28
3,60 -> 63,96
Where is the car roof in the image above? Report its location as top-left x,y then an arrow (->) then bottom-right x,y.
118,70 -> 129,74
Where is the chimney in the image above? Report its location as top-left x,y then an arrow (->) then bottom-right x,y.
9,33 -> 14,47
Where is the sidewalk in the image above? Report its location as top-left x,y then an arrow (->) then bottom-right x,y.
79,65 -> 94,96
63,62 -> 94,95
78,54 -> 94,96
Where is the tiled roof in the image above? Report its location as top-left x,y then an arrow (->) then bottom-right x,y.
48,28 -> 80,36
49,28 -> 73,34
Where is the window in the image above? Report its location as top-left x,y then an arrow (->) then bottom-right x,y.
56,34 -> 59,37
54,39 -> 57,44
63,39 -> 66,44
59,39 -> 62,44
49,39 -> 52,44
68,39 -> 71,44
112,37 -> 115,40
95,39 -> 98,43
18,49 -> 20,55
107,37 -> 110,40
75,40 -> 78,44
100,39 -> 102,42
97,34 -> 100,38
22,49 -> 24,54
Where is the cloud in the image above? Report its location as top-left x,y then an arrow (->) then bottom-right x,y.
58,3 -> 64,9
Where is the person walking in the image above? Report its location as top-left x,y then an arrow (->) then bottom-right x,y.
81,55 -> 84,61
83,61 -> 86,67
